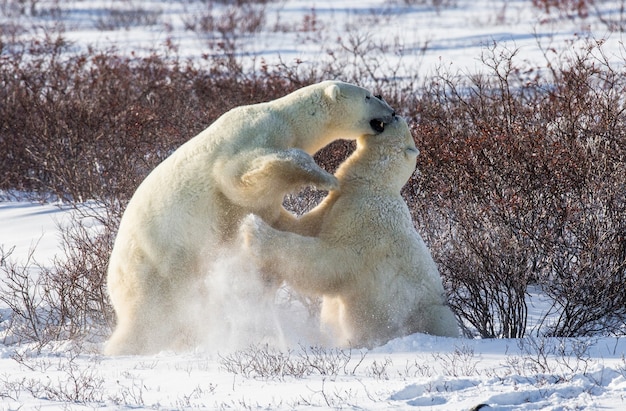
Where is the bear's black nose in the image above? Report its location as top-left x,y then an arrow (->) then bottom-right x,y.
375,94 -> 383,100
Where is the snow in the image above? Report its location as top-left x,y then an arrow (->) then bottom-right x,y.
0,201 -> 72,264
7,0 -> 626,78
2,1 -> 626,409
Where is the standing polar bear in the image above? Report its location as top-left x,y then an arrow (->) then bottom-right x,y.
240,117 -> 459,348
105,81 -> 397,355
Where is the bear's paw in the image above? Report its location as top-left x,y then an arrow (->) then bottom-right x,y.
239,214 -> 272,259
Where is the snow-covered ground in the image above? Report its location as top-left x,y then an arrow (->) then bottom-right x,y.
2,1 -> 626,409
5,0 -> 626,78
0,203 -> 624,409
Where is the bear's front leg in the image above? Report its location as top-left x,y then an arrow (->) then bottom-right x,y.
241,149 -> 338,195
238,213 -> 286,286
238,214 -> 355,296
214,148 -> 337,224
239,214 -> 277,264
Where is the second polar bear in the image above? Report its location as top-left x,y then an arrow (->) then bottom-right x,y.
240,118 -> 459,348
105,81 -> 397,355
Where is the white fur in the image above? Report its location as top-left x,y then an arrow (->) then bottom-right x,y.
240,118 -> 459,348
105,81 -> 396,355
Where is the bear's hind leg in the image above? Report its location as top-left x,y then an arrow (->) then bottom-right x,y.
105,278 -> 198,355
104,314 -> 160,355
320,296 -> 351,347
421,303 -> 460,338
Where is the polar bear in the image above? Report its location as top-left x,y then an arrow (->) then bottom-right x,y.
240,117 -> 459,348
105,80 -> 397,355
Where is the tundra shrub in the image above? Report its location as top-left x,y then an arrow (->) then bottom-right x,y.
1,17 -> 625,342
408,41 -> 626,337
0,33 -> 301,204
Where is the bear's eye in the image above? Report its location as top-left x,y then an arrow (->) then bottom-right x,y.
365,95 -> 371,100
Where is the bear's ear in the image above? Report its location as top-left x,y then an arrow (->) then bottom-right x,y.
323,84 -> 341,101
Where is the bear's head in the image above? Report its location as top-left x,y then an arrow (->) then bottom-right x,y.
354,117 -> 419,192
319,80 -> 397,138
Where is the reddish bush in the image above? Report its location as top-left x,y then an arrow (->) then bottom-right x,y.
532,0 -> 591,18
1,19 -> 624,342
407,42 -> 626,337
0,32 -> 300,203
